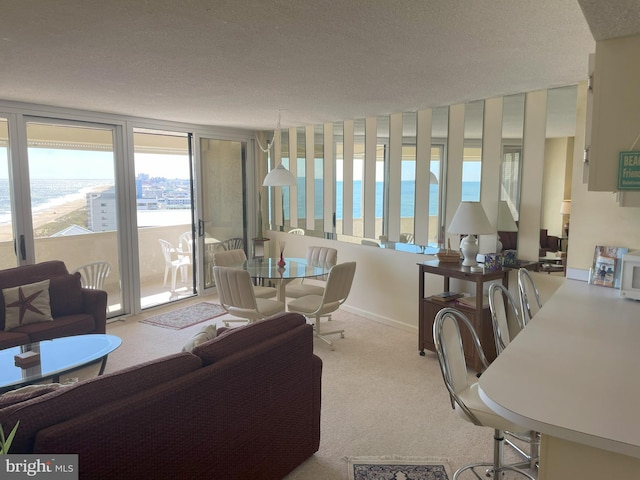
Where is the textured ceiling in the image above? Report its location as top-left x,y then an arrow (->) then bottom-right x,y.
0,1 -> 635,131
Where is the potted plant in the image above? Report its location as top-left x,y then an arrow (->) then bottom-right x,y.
0,421 -> 19,454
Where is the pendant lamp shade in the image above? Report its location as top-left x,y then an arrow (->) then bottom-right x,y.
263,164 -> 296,187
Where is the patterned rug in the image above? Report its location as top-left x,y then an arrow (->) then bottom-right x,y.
346,456 -> 453,480
139,302 -> 226,330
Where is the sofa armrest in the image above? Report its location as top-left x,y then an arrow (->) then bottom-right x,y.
81,288 -> 107,334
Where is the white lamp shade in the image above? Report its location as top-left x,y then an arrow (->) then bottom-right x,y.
448,201 -> 494,235
263,164 -> 296,186
497,200 -> 518,232
560,199 -> 571,215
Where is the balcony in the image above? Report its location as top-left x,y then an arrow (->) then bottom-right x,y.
0,223 -> 209,316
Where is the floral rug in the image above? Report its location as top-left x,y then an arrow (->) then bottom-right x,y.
346,455 -> 452,480
139,302 -> 226,330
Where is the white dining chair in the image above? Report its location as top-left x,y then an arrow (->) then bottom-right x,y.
286,246 -> 337,299
287,261 -> 356,350
212,249 -> 277,299
213,266 -> 284,326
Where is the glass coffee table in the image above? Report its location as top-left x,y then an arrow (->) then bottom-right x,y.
0,334 -> 121,393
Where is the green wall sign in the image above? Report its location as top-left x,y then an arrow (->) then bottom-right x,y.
618,151 -> 640,190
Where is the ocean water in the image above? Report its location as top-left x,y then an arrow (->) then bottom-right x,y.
289,180 -> 480,219
0,179 -> 113,224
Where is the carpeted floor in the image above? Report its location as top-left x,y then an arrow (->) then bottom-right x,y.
138,301 -> 226,329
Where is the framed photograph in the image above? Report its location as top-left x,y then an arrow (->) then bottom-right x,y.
588,245 -> 629,288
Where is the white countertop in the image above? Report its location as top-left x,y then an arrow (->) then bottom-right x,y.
478,279 -> 640,459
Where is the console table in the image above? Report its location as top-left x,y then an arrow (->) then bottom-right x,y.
417,260 -> 509,371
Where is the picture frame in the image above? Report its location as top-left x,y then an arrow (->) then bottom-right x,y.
588,245 -> 629,288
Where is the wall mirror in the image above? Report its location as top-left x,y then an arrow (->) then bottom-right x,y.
462,100 -> 484,202
266,85 -> 580,258
541,84 -> 577,251
498,93 -> 525,252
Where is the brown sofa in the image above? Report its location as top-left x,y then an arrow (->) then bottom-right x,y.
0,260 -> 107,349
0,313 -> 322,480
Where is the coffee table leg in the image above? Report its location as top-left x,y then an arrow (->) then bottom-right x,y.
97,355 -> 109,376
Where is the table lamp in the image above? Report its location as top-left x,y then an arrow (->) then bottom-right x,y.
448,201 -> 494,267
496,200 -> 518,252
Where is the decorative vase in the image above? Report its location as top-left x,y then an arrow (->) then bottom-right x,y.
278,241 -> 286,267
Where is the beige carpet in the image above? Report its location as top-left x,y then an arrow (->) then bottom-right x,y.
71,296 -> 536,480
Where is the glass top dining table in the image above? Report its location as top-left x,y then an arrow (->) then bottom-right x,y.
243,257 -> 331,302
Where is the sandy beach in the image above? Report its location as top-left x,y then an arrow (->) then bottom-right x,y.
0,186 -> 108,243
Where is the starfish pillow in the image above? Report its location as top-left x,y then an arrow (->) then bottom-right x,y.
3,280 -> 53,331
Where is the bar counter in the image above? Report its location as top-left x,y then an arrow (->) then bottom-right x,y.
478,279 -> 640,479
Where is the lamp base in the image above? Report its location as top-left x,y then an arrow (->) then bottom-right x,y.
460,235 -> 479,267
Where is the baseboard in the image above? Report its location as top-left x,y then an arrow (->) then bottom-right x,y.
341,304 -> 418,333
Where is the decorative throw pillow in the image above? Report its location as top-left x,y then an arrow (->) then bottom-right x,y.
48,272 -> 84,317
3,280 -> 53,331
0,383 -> 62,409
182,324 -> 218,353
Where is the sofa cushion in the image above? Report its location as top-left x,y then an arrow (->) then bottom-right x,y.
3,280 -> 53,331
0,352 -> 203,453
11,313 -> 96,342
192,313 -> 305,366
48,273 -> 84,317
182,324 -> 217,353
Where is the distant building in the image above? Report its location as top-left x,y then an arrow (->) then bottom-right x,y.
87,182 -> 191,232
87,187 -> 117,232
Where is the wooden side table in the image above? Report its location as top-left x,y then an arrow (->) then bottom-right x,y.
417,260 -> 507,372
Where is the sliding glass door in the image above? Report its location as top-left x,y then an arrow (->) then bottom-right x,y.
0,118 -> 16,270
24,119 -> 123,315
134,129 -> 196,308
1,107 -> 252,317
200,138 -> 246,289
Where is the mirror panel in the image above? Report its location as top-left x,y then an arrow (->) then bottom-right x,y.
376,115 -> 389,241
353,118 -> 365,237
462,100 -> 484,201
542,85 -> 577,251
401,112 -> 417,243
294,126 -> 305,229
498,93 -> 525,252
312,125 -> 324,232
265,85 -> 579,259
431,106 -> 448,247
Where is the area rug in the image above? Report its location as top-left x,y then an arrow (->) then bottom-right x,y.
139,302 -> 226,330
346,455 -> 453,480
